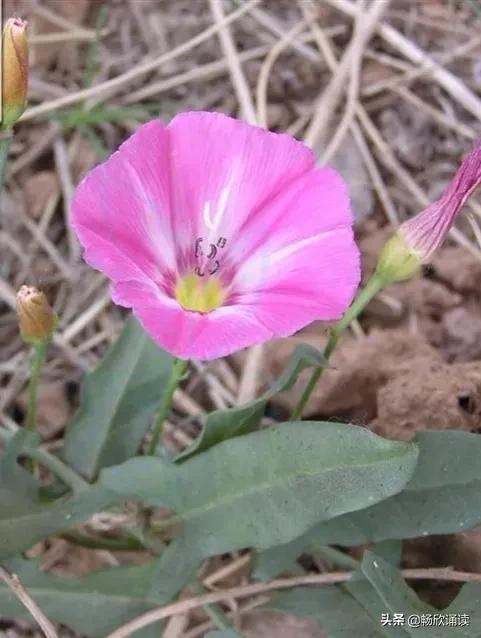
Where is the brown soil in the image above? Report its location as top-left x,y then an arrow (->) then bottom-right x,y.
265,327 -> 443,422
373,360 -> 481,440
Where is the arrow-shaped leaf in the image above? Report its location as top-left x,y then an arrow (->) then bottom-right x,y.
255,430 -> 481,580
63,316 -> 174,480
102,422 -> 418,557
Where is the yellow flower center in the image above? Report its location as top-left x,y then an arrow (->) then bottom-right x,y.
175,273 -> 226,313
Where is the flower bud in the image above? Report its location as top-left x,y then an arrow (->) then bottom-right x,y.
16,285 -> 57,344
2,17 -> 28,129
375,234 -> 421,285
376,140 -> 481,285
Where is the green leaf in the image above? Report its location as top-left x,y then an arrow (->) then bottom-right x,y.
351,553 -> 432,635
269,554 -> 480,638
351,555 -> 481,638
267,554 -> 429,638
256,431 -> 481,579
252,542 -> 304,581
370,541 -> 402,567
343,431 -> 481,541
0,559 -> 162,637
0,484 -> 116,560
205,631 -> 241,638
102,422 -> 418,557
63,316 -> 174,480
147,534 -> 200,602
0,431 -> 40,505
176,344 -> 329,461
0,434 -> 117,559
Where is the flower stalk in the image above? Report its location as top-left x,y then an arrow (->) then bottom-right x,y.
25,340 -> 47,432
0,130 -> 12,190
290,273 -> 385,420
146,358 -> 189,455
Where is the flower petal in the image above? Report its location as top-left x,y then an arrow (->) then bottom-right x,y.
71,120 -> 174,283
111,230 -> 359,359
111,280 -> 272,360
167,111 -> 315,250
234,229 -> 360,337
231,167 -> 360,325
401,140 -> 481,261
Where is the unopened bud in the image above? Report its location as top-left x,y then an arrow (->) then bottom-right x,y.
2,17 -> 28,129
16,285 -> 57,344
375,233 -> 421,285
376,140 -> 481,285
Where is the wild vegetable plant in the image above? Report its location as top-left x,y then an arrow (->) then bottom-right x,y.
3,15 -> 481,638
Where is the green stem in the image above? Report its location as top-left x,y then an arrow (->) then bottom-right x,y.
0,131 -> 12,191
61,531 -> 144,552
131,516 -> 166,555
28,446 -> 88,492
146,358 -> 189,455
0,427 -> 88,493
149,513 -> 183,532
290,273 -> 386,420
312,544 -> 360,570
25,341 -> 47,432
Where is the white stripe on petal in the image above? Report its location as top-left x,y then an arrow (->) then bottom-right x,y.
233,228 -> 343,292
202,199 -> 213,229
126,163 -> 176,269
268,230 -> 339,266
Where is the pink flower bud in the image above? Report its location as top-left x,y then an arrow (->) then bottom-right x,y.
376,142 -> 481,285
2,17 -> 28,129
400,141 -> 481,262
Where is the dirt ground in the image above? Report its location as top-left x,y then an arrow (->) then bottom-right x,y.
2,0 -> 481,636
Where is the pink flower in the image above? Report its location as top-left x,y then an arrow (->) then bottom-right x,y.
400,141 -> 481,262
71,112 -> 360,360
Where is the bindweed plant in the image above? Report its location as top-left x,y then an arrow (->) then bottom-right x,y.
3,42 -> 481,637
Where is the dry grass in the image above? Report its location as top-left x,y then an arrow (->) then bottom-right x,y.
2,0 -> 481,636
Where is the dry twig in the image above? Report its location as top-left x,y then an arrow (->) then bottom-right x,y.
106,567 -> 481,638
0,566 -> 59,638
302,2 -> 399,225
256,20 -> 306,129
21,0 -> 260,122
209,0 -> 257,124
327,0 -> 481,122
303,0 -> 389,149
